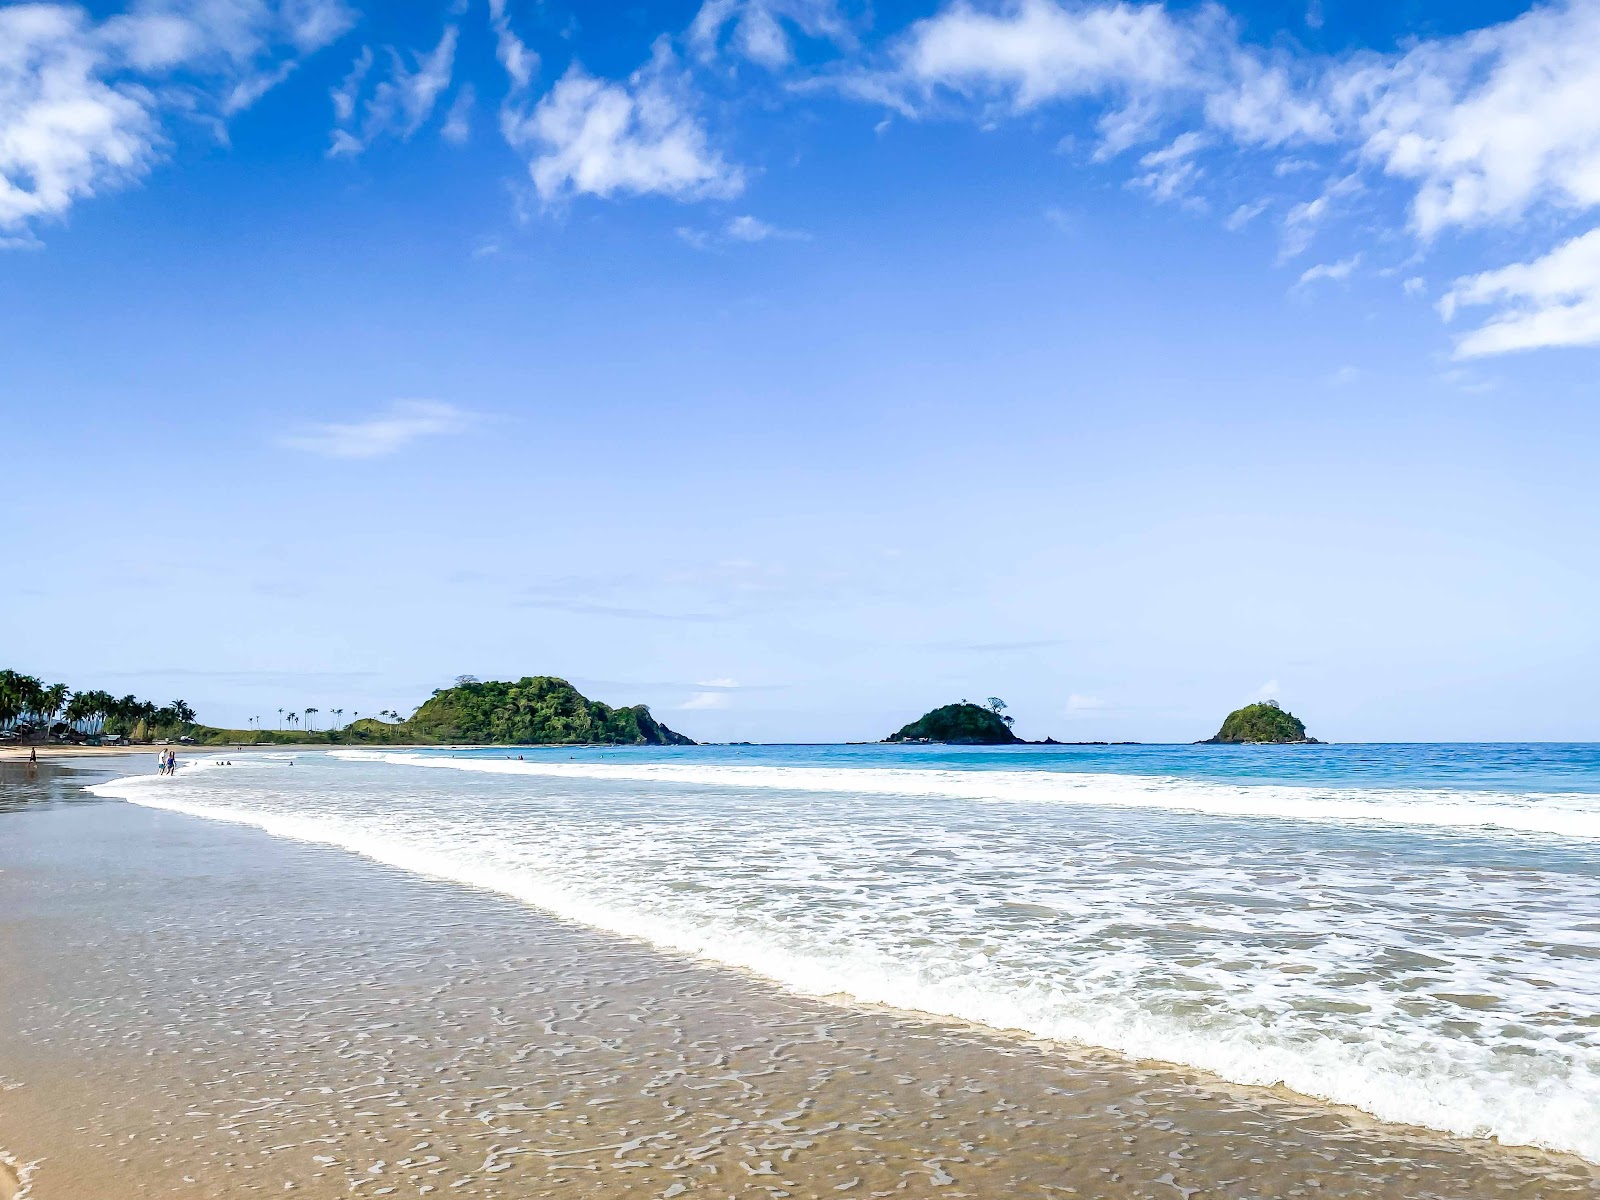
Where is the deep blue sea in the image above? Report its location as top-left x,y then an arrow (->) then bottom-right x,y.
96,741 -> 1600,1160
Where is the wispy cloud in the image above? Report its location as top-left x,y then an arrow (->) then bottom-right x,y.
280,400 -> 474,459
677,213 -> 809,249
679,691 -> 731,709
328,26 -> 459,158
441,84 -> 474,144
1296,253 -> 1361,288
689,0 -> 854,68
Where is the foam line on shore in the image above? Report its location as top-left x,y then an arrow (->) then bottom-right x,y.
331,749 -> 1600,841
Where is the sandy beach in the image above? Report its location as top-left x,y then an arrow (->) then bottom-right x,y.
1,758 -> 1595,1199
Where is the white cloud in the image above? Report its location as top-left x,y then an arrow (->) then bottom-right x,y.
1257,679 -> 1280,699
896,0 -> 1200,110
516,39 -> 742,204
1442,226 -> 1600,356
1338,0 -> 1600,238
1203,52 -> 1332,147
1,0 -> 352,240
1402,275 -> 1426,297
0,6 -> 158,233
690,0 -> 853,68
329,26 -> 458,158
728,213 -> 778,240
1296,252 -> 1360,287
280,400 -> 473,459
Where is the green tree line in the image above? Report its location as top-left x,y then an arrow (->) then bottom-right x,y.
0,669 -> 196,743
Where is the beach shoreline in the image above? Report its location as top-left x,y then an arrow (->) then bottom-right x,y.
2,758 -> 1596,1198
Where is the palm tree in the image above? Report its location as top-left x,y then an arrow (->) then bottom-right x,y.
332,707 -> 344,730
304,707 -> 319,731
40,683 -> 69,736
8,674 -> 45,732
277,707 -> 284,730
0,671 -> 21,733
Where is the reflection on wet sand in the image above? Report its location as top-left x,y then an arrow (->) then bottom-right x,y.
0,773 -> 1595,1198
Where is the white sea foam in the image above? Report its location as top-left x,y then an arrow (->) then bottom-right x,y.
91,753 -> 1600,1163
331,749 -> 1600,840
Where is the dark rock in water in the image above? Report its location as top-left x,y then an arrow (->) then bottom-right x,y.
885,703 -> 1021,745
1199,701 -> 1320,745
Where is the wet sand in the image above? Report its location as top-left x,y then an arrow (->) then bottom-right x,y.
1,761 -> 1596,1199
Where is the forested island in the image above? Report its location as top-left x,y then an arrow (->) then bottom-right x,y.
387,676 -> 694,745
1200,701 -> 1320,744
885,700 -> 1022,745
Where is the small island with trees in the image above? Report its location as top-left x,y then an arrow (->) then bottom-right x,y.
388,676 -> 694,746
885,699 -> 1023,745
1199,701 -> 1321,744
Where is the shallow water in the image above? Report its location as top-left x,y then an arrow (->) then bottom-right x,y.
86,743 -> 1600,1163
2,789 -> 1596,1198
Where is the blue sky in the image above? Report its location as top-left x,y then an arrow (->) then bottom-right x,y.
3,0 -> 1599,742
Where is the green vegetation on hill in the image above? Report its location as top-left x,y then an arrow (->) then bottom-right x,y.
885,701 -> 1021,745
406,676 -> 694,745
1202,701 -> 1319,744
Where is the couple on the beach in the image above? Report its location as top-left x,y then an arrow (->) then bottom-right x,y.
156,748 -> 177,776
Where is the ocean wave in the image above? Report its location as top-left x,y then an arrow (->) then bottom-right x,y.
330,749 -> 1600,841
